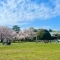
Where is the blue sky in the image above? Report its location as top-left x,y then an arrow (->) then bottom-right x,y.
0,0 -> 60,30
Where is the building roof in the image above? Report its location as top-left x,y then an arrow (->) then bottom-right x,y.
50,31 -> 60,36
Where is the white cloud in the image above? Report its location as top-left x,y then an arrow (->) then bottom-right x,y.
0,0 -> 60,26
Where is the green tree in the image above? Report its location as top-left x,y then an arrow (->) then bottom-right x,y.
37,29 -> 51,43
12,25 -> 20,33
49,29 -> 52,32
29,27 -> 38,32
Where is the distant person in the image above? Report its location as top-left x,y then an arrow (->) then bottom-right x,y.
6,39 -> 11,45
2,39 -> 6,45
1,38 -> 3,43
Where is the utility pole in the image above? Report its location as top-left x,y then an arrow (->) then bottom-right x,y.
36,35 -> 37,43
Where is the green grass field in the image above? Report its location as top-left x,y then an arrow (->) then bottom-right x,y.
0,42 -> 60,60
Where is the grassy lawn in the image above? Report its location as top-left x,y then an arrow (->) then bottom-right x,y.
0,42 -> 60,60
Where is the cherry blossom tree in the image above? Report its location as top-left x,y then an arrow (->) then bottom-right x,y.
0,26 -> 17,42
